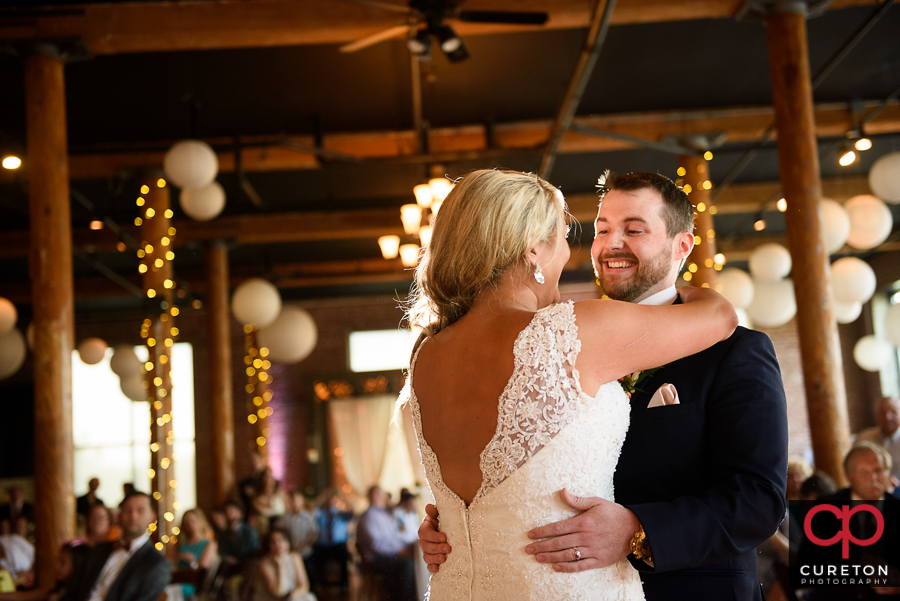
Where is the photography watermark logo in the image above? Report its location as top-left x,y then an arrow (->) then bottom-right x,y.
789,500 -> 900,588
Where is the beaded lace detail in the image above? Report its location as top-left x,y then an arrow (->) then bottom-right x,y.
401,302 -> 645,600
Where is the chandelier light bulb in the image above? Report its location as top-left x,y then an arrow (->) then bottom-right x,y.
414,184 -> 433,208
399,244 -> 421,267
1,156 -> 22,170
428,178 -> 453,203
400,204 -> 423,235
839,149 -> 856,167
418,225 -> 433,246
854,138 -> 872,152
378,235 -> 401,259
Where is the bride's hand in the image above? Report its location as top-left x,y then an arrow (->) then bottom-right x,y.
524,489 -> 639,572
418,503 -> 451,573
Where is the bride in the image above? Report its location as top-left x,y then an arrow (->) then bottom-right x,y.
399,169 -> 737,600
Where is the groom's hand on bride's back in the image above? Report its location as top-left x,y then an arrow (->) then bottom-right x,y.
524,489 -> 640,573
419,503 -> 451,573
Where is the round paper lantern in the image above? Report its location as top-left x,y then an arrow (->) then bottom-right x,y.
820,198 -> 850,255
884,303 -> 900,347
110,345 -> 142,377
833,301 -> 862,324
830,257 -> 876,304
231,278 -> 282,329
257,306 -> 318,364
163,140 -> 218,190
0,328 -> 27,380
716,268 -> 754,309
853,335 -> 894,372
746,278 -> 796,327
749,243 -> 792,282
78,337 -> 108,365
0,297 -> 16,335
845,195 -> 893,250
869,151 -> 900,203
179,181 -> 226,221
120,373 -> 147,402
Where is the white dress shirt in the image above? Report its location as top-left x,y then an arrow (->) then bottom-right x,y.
87,533 -> 150,601
638,285 -> 677,306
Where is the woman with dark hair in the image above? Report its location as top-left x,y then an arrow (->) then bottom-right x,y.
253,529 -> 315,601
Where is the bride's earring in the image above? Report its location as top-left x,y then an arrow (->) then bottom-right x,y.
533,263 -> 545,285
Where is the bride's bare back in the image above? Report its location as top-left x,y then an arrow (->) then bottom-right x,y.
412,308 -> 535,506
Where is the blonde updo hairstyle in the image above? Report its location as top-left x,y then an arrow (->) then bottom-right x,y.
407,169 -> 566,341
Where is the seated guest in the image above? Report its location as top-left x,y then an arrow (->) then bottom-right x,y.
1,542 -> 86,601
0,521 -> 34,585
217,501 -> 260,562
0,487 -> 34,526
77,505 -> 114,547
273,491 -> 317,569
856,396 -> 900,488
251,468 -> 287,531
61,491 -> 171,601
76,479 -> 104,520
311,490 -> 352,591
798,470 -> 837,501
252,529 -> 316,601
355,486 -> 415,601
175,508 -> 218,598
239,453 -> 267,520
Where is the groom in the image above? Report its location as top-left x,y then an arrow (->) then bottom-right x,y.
419,172 -> 789,600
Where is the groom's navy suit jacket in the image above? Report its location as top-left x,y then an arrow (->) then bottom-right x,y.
614,325 -> 789,601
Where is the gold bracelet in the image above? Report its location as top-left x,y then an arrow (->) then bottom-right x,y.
629,524 -> 654,567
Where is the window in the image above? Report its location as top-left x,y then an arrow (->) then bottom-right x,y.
348,329 -> 417,372
72,343 -> 196,516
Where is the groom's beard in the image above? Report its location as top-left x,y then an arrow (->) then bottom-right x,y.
595,245 -> 673,303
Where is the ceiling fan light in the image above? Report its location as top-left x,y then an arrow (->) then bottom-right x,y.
407,28 -> 431,56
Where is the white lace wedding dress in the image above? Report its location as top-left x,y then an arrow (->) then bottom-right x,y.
403,302 -> 645,600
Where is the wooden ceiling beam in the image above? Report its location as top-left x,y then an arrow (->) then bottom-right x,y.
0,176 -> 876,260
0,0 -> 874,56
59,102 -> 900,180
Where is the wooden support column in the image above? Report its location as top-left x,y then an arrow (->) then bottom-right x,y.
139,175 -> 177,552
766,3 -> 849,485
679,154 -> 719,288
25,44 -> 75,588
206,241 -> 235,506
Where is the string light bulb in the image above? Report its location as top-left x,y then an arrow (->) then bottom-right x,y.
854,137 -> 872,151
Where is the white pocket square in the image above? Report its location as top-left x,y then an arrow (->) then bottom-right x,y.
647,383 -> 680,408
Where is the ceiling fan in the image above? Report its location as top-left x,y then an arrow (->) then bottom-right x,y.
338,0 -> 549,61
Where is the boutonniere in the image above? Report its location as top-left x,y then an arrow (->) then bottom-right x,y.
619,366 -> 663,399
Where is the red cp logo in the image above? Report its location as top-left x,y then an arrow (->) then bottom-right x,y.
803,504 -> 884,559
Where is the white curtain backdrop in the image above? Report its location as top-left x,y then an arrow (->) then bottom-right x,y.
328,394 -> 397,496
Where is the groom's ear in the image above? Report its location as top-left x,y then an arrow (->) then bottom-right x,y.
673,231 -> 695,261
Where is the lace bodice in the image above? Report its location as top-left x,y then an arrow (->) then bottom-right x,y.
402,302 -> 644,600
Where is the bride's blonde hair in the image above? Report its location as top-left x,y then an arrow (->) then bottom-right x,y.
406,169 -> 566,345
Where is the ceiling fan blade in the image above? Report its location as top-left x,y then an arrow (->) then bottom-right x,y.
339,23 -> 412,53
337,0 -> 411,14
457,10 -> 548,25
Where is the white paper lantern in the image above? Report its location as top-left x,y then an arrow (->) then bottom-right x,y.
110,345 -> 142,377
853,335 -> 894,372
746,278 -> 797,327
820,198 -> 850,255
884,303 -> 900,347
0,328 -> 26,380
231,278 -> 282,329
749,243 -> 792,282
120,373 -> 147,402
845,195 -> 893,250
179,181 -> 226,221
78,337 -> 108,365
869,151 -> 900,203
833,301 -> 862,324
163,140 -> 218,190
0,297 -> 16,335
257,306 -> 318,364
716,268 -> 755,309
830,257 -> 877,304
